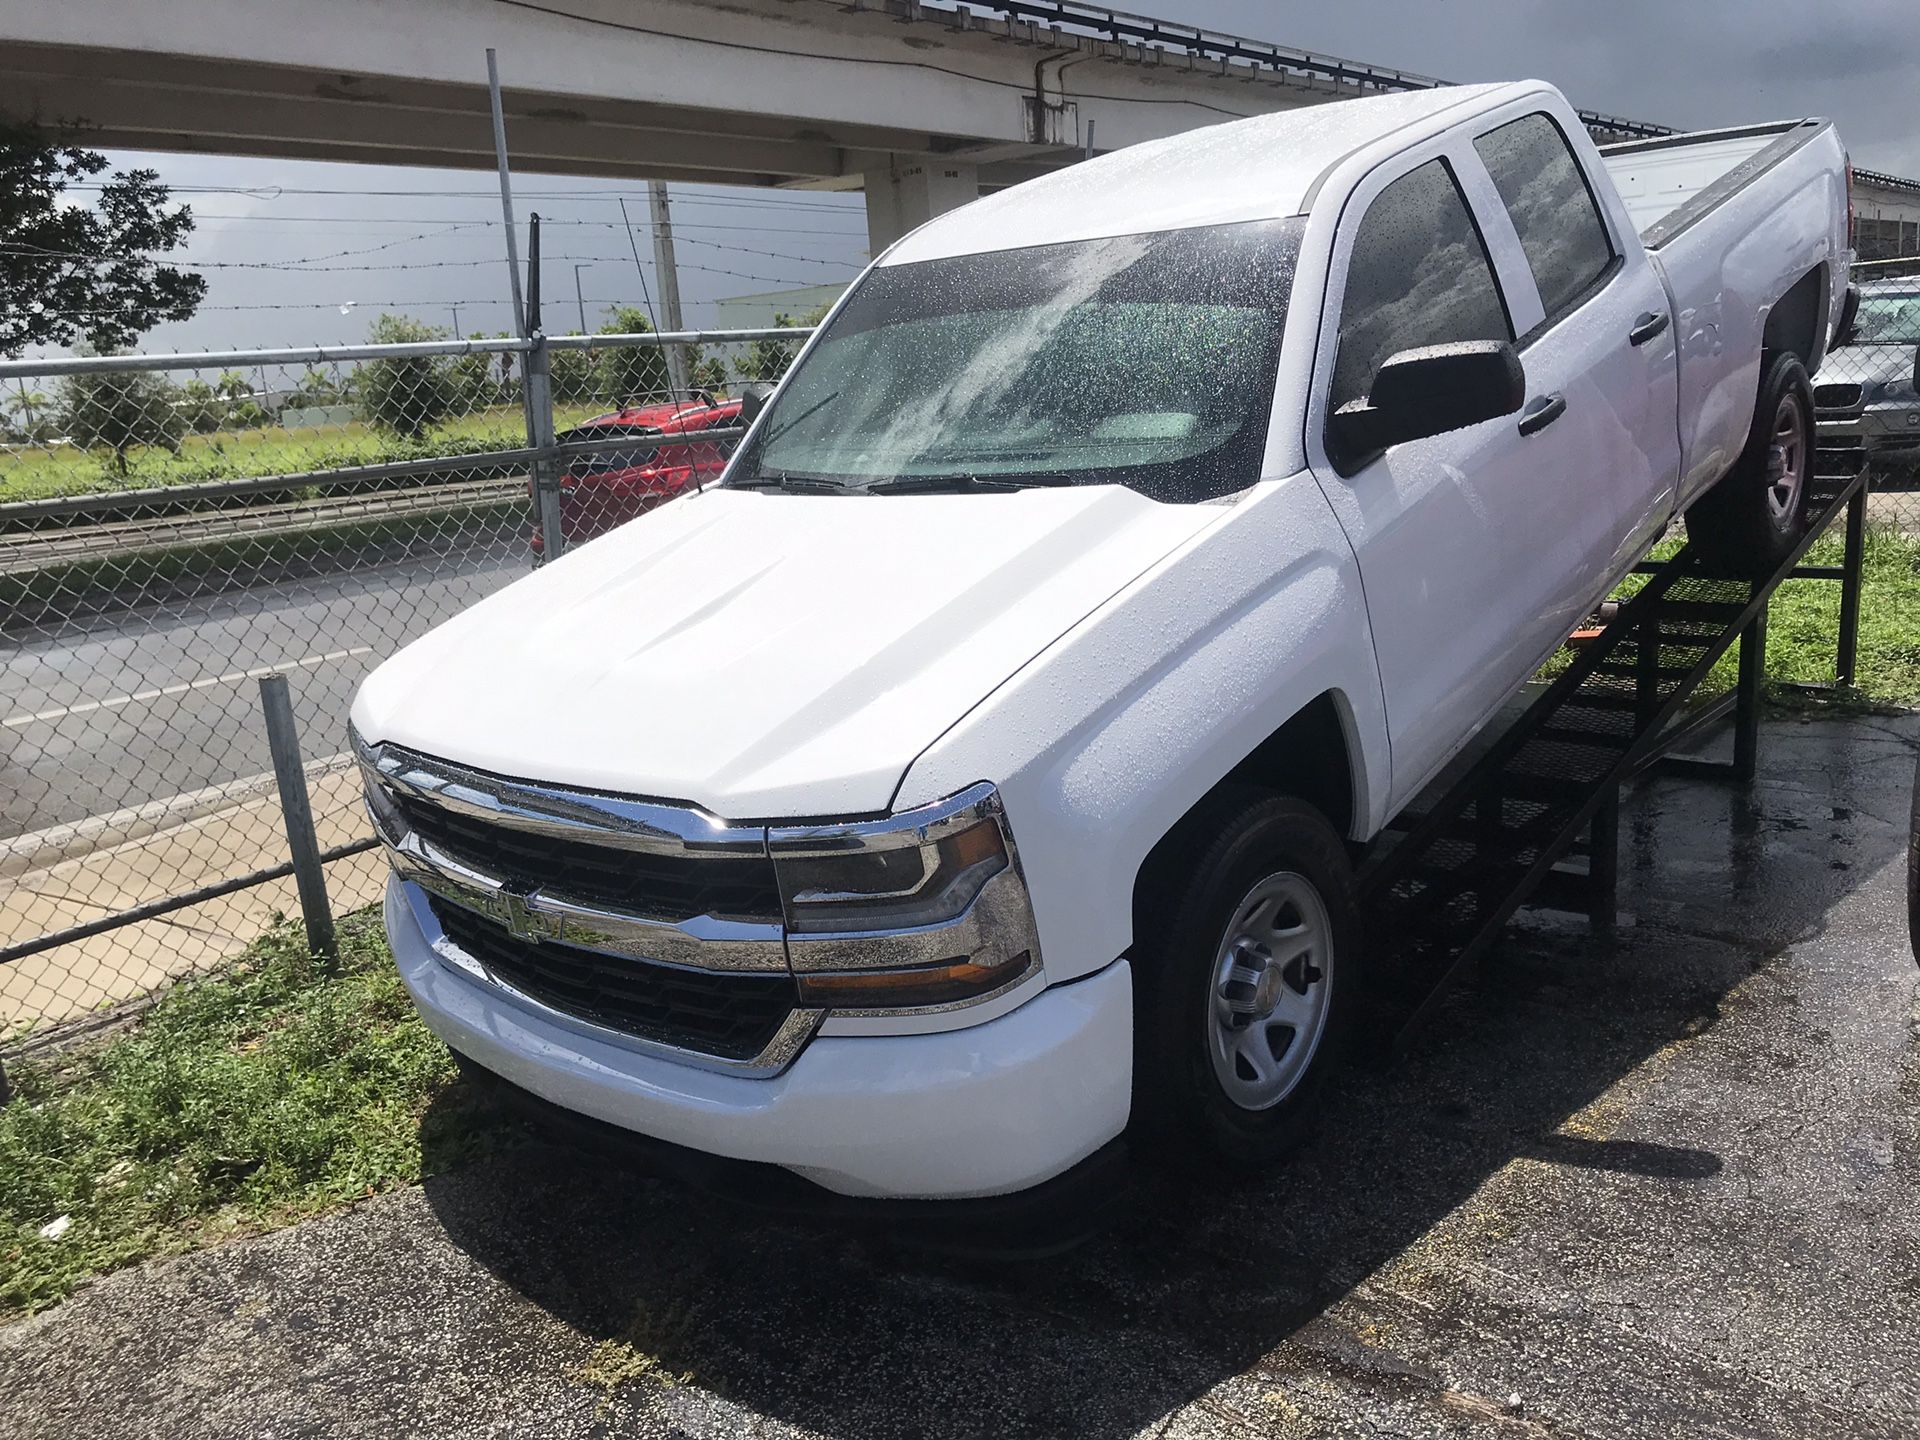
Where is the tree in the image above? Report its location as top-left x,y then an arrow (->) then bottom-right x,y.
732,306 -> 829,384
177,377 -> 224,433
289,366 -> 351,407
55,358 -> 186,476
547,337 -> 596,405
592,306 -> 670,406
213,369 -> 266,428
356,314 -> 456,438
3,384 -> 51,443
689,353 -> 729,395
1,114 -> 206,356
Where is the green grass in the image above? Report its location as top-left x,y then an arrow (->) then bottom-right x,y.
0,404 -> 618,505
1761,522 -> 1920,705
1541,522 -> 1920,709
0,912 -> 515,1318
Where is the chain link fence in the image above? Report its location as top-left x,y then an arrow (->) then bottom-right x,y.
0,326 -> 809,1043
3,282 -> 1912,1047
1816,259 -> 1920,533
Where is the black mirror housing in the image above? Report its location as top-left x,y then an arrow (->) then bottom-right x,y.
1329,340 -> 1526,472
738,381 -> 776,428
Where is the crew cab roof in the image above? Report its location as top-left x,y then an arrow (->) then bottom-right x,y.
883,80 -> 1530,266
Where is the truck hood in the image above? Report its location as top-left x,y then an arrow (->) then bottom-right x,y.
351,484 -> 1227,818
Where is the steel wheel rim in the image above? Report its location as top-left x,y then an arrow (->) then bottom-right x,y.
1765,391 -> 1808,530
1205,872 -> 1335,1111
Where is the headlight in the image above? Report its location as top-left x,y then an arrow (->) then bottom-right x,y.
349,723 -> 404,839
770,783 -> 1042,1012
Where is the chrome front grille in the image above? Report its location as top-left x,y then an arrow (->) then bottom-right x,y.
388,790 -> 781,923
428,897 -> 802,1062
357,736 -> 819,1074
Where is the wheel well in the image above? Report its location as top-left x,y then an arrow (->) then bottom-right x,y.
1763,265 -> 1827,371
1131,692 -> 1357,937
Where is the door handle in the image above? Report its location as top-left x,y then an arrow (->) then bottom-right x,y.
1629,311 -> 1670,346
1518,393 -> 1567,437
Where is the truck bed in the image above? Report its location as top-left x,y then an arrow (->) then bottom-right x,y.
1600,120 -> 1833,249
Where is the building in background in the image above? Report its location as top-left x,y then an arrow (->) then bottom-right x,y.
712,283 -> 847,331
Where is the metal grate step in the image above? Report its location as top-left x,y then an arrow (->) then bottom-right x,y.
1358,445 -> 1869,1051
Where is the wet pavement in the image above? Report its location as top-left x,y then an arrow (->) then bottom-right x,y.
3,712 -> 1918,1439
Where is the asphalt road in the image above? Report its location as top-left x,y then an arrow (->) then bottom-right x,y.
2,714 -> 1916,1438
0,543 -> 528,842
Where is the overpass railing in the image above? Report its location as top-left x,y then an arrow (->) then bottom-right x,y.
0,326 -> 811,1045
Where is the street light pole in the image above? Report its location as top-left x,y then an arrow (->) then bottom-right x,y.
573,264 -> 590,333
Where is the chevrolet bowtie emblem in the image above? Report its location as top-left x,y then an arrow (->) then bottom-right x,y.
494,888 -> 562,943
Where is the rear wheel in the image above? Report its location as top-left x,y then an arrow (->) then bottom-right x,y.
1133,792 -> 1360,1168
1687,353 -> 1815,576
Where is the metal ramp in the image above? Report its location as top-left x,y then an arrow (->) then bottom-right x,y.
1358,442 -> 1870,1050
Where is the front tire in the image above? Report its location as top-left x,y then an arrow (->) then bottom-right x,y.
1687,352 -> 1815,577
1133,791 -> 1360,1169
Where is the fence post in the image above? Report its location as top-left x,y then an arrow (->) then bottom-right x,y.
1835,480 -> 1866,687
258,673 -> 337,965
526,331 -> 563,562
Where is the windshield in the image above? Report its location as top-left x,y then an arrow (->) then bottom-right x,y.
1852,291 -> 1920,345
730,218 -> 1303,504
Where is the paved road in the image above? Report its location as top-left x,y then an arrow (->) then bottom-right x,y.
0,543 -> 528,841
3,714 -> 1916,1439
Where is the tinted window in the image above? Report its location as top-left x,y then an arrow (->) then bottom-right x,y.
1475,113 -> 1615,324
1331,160 -> 1512,412
734,219 -> 1304,504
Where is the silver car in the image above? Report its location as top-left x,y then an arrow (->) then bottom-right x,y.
1816,281 -> 1920,464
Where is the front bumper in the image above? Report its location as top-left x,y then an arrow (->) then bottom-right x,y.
1818,403 -> 1920,453
386,875 -> 1133,1200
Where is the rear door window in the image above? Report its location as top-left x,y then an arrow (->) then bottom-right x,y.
1474,113 -> 1616,327
1330,158 -> 1513,413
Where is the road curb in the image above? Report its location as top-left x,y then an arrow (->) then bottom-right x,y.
0,751 -> 356,882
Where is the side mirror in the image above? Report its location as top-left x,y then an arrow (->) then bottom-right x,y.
1329,340 -> 1526,468
738,381 -> 776,428
1832,284 -> 1861,349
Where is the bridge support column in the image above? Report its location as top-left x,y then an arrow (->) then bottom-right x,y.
863,159 -> 978,255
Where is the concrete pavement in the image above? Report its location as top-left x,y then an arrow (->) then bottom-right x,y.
2,713 -> 1915,1439
0,760 -> 386,1032
1,544 -> 524,1029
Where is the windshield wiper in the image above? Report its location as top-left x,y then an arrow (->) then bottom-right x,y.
757,389 -> 839,449
865,473 -> 1082,495
728,472 -> 847,493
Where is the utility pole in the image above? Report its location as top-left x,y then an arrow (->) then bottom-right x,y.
449,304 -> 462,337
646,180 -> 690,397
486,47 -> 527,338
572,264 -> 590,333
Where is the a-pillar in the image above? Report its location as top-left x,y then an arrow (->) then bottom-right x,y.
863,158 -> 978,255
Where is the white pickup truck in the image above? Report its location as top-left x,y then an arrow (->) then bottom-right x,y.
351,80 -> 1849,1210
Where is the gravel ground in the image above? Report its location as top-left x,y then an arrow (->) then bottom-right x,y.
3,713 -> 1917,1440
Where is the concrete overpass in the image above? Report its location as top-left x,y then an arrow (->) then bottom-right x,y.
0,0 -> 1661,253
1,0 -> 1914,253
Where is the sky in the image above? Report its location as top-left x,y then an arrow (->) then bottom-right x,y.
51,0 -> 1920,357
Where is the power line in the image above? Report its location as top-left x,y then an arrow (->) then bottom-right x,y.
3,240 -> 854,283
190,214 -> 865,236
74,181 -> 868,212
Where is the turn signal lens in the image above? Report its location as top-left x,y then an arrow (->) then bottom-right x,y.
795,951 -> 1032,1009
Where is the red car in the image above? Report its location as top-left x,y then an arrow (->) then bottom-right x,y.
531,393 -> 742,554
